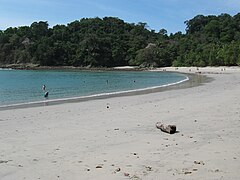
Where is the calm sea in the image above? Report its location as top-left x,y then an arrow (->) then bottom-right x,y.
0,69 -> 188,106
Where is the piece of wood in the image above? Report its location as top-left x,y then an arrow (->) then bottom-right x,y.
156,122 -> 176,134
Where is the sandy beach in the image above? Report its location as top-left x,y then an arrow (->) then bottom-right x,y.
0,67 -> 240,180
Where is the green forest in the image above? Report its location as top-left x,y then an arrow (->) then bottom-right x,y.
0,13 -> 240,68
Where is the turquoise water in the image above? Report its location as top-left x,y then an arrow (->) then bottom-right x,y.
0,69 -> 188,106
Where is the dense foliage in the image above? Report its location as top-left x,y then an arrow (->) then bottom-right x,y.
0,13 -> 239,67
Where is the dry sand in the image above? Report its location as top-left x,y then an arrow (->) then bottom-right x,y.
0,67 -> 240,180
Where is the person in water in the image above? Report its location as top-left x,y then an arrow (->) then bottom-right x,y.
42,85 -> 49,98
44,91 -> 49,98
42,85 -> 46,91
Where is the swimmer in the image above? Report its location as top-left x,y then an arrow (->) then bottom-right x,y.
42,85 -> 46,91
44,91 -> 49,98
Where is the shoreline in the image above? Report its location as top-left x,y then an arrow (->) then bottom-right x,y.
0,72 -> 206,111
1,63 -> 239,72
0,64 -> 141,71
1,66 -> 240,179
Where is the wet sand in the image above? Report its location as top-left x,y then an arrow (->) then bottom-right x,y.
0,67 -> 240,180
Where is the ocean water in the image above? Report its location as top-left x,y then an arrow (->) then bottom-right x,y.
0,69 -> 188,106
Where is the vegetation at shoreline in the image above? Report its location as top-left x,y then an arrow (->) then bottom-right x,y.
0,13 -> 240,68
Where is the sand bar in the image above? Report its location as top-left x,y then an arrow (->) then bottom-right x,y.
0,67 -> 240,180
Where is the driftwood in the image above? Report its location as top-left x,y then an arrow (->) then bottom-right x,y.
156,122 -> 176,134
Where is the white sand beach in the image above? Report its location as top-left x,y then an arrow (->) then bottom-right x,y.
0,67 -> 240,180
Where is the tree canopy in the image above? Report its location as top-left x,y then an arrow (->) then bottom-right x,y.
0,13 -> 240,68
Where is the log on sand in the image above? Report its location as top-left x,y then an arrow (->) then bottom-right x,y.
156,122 -> 176,134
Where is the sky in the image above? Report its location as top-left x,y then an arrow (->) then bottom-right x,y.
0,0 -> 239,33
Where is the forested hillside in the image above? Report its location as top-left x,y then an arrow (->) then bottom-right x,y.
0,13 -> 239,68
